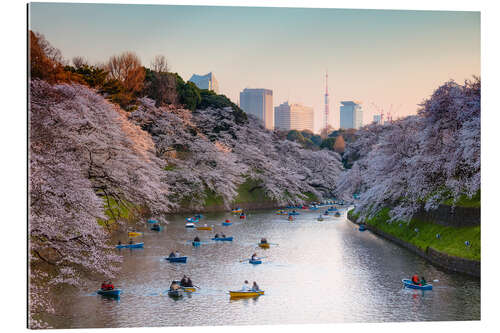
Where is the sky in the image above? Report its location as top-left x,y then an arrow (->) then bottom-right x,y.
29,2 -> 480,132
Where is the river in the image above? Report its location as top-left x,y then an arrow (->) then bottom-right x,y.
45,206 -> 480,328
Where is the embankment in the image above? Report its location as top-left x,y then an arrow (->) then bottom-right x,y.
348,207 -> 480,277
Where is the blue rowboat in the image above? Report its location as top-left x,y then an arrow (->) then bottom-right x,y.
147,219 -> 158,223
166,256 -> 188,263
249,259 -> 262,265
97,289 -> 121,297
116,242 -> 144,249
211,237 -> 233,241
402,279 -> 433,290
359,225 -> 367,231
151,225 -> 161,231
222,222 -> 232,226
192,241 -> 201,247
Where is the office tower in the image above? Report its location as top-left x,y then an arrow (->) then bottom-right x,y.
274,102 -> 314,132
340,101 -> 363,129
239,88 -> 274,129
188,72 -> 219,93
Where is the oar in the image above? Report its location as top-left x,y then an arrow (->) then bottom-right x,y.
193,284 -> 201,289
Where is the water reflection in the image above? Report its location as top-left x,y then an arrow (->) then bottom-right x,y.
46,207 -> 480,328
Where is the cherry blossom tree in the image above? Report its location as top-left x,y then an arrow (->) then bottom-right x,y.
338,78 -> 480,222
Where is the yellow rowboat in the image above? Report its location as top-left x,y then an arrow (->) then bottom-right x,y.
182,286 -> 196,293
231,209 -> 243,214
196,226 -> 212,231
128,232 -> 143,237
229,290 -> 264,298
258,243 -> 270,249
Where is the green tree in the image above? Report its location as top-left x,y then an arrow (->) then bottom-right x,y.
320,137 -> 336,150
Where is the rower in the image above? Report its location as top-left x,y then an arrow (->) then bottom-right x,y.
180,275 -> 188,287
168,251 -> 175,258
174,250 -> 180,257
241,280 -> 250,291
260,238 -> 268,244
252,281 -> 260,291
194,236 -> 200,242
214,233 -> 220,238
251,253 -> 258,260
411,274 -> 421,285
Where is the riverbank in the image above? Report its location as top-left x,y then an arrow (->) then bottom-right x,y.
348,208 -> 480,277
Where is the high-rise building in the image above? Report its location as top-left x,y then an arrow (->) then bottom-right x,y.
340,101 -> 363,129
239,88 -> 274,129
274,102 -> 314,132
188,72 -> 219,93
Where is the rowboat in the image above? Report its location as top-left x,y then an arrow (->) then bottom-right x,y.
116,242 -> 144,249
128,231 -> 143,237
151,225 -> 161,231
185,223 -> 196,228
229,290 -> 264,298
222,222 -> 232,226
211,236 -> 233,241
97,289 -> 122,297
168,289 -> 183,297
402,279 -> 433,290
359,225 -> 367,231
192,241 -> 201,247
288,212 -> 300,216
196,226 -> 212,231
165,256 -> 188,263
258,243 -> 270,249
147,219 -> 158,223
334,212 -> 341,217
249,259 -> 262,265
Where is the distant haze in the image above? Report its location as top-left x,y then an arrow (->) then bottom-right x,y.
29,3 -> 480,133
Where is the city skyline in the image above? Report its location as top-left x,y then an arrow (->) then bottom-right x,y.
29,3 -> 479,132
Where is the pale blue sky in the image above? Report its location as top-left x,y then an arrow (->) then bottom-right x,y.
29,3 -> 480,131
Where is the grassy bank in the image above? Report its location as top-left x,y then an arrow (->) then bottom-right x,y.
349,208 -> 480,261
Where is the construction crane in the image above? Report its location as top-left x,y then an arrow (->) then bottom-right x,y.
371,102 -> 384,124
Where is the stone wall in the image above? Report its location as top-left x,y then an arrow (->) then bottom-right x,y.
412,204 -> 480,227
349,217 -> 480,277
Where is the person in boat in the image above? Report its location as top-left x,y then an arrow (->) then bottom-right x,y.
193,236 -> 200,242
186,277 -> 193,288
251,253 -> 258,261
221,233 -> 226,238
174,250 -> 180,257
180,275 -> 188,287
214,233 -> 220,238
411,274 -> 421,285
107,281 -> 114,290
101,281 -> 108,290
117,241 -> 122,246
170,280 -> 180,291
260,238 -> 268,244
292,210 -> 297,214
168,251 -> 175,258
241,280 -> 250,291
252,281 -> 260,291
129,239 -> 134,245
288,215 -> 293,220
420,277 -> 427,286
